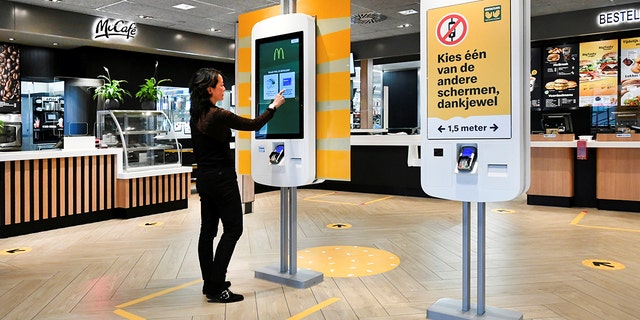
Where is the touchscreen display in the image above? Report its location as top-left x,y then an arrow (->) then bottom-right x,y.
255,31 -> 304,139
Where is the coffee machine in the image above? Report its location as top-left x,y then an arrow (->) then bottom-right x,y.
33,96 -> 64,144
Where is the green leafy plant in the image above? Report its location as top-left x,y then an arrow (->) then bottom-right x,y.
0,120 -> 4,134
92,66 -> 131,103
135,77 -> 171,102
135,61 -> 171,102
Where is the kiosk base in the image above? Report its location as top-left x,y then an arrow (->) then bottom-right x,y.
427,298 -> 523,320
255,264 -> 323,289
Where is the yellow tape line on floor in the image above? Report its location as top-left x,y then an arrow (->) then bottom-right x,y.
288,298 -> 340,320
115,279 -> 202,308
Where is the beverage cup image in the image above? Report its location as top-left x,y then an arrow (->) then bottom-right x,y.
530,76 -> 535,92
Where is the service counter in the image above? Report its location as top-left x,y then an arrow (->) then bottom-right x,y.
528,133 -> 640,212
1,147 -> 191,238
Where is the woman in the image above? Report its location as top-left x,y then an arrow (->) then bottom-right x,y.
189,68 -> 285,303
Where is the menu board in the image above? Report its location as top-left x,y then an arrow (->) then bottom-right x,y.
578,40 -> 618,107
620,37 -> 640,106
530,47 -> 542,108
542,43 -> 579,108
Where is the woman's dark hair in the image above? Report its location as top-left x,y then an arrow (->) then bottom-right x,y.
189,68 -> 222,121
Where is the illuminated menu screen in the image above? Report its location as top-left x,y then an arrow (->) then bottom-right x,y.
542,43 -> 579,108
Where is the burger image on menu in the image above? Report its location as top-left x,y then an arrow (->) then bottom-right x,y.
544,78 -> 576,91
579,60 -> 600,81
621,78 -> 640,105
597,52 -> 618,76
546,47 -> 562,62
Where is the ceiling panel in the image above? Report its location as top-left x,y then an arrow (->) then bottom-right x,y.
5,0 -> 640,44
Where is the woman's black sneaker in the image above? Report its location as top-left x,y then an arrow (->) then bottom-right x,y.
202,281 -> 231,295
206,289 -> 244,303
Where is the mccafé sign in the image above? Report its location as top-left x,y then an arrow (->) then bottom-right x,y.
93,18 -> 137,40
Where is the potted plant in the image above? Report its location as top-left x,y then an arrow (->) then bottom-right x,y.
93,66 -> 131,110
135,61 -> 171,110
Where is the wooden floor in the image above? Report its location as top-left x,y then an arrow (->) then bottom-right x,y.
1,189 -> 640,320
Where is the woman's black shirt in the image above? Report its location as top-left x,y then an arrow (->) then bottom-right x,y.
190,103 -> 275,169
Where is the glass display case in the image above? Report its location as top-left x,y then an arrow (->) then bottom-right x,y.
97,110 -> 181,171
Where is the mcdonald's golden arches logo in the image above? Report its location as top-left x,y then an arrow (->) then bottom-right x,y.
273,47 -> 285,60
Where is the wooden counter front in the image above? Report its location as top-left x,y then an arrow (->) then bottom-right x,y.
595,134 -> 640,205
528,134 -> 575,206
1,149 -> 191,237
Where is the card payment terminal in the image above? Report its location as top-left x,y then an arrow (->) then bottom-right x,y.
269,144 -> 285,164
457,146 -> 477,172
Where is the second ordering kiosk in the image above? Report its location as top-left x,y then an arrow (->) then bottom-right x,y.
251,12 -> 322,289
421,0 -> 529,319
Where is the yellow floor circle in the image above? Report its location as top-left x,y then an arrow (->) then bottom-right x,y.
298,245 -> 400,277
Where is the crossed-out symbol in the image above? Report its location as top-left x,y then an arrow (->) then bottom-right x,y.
436,13 -> 468,46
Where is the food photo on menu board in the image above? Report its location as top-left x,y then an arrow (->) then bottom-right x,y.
530,47 -> 542,108
578,39 -> 618,107
542,44 -> 579,108
620,37 -> 640,107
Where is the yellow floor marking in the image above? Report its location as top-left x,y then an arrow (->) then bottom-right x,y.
0,247 -> 32,255
571,210 -> 640,232
303,192 -> 392,206
571,211 -> 588,225
113,308 -> 145,320
362,195 -> 393,205
492,208 -> 515,214
305,198 -> 361,206
574,224 -> 640,233
582,259 -> 625,271
327,223 -> 352,229
115,279 -> 202,308
288,298 -> 340,320
303,191 -> 337,200
298,246 -> 400,277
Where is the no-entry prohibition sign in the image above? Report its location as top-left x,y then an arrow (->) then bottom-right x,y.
436,13 -> 468,46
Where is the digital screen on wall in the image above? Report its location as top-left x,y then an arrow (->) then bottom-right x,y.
620,37 -> 640,107
542,43 -> 579,108
254,31 -> 304,139
530,47 -> 542,108
579,39 -> 618,107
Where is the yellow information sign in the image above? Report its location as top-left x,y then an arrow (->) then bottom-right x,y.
427,0 -> 511,139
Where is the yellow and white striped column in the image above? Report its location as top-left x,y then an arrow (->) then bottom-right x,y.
236,0 -> 351,181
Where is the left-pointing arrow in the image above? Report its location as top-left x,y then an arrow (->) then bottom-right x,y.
593,261 -> 614,268
6,248 -> 25,254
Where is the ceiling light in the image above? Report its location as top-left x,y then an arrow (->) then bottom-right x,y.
8,37 -> 15,41
398,9 -> 418,15
210,28 -> 221,32
52,42 -> 58,46
173,4 -> 195,10
47,0 -> 63,3
138,15 -> 153,19
397,23 -> 413,28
